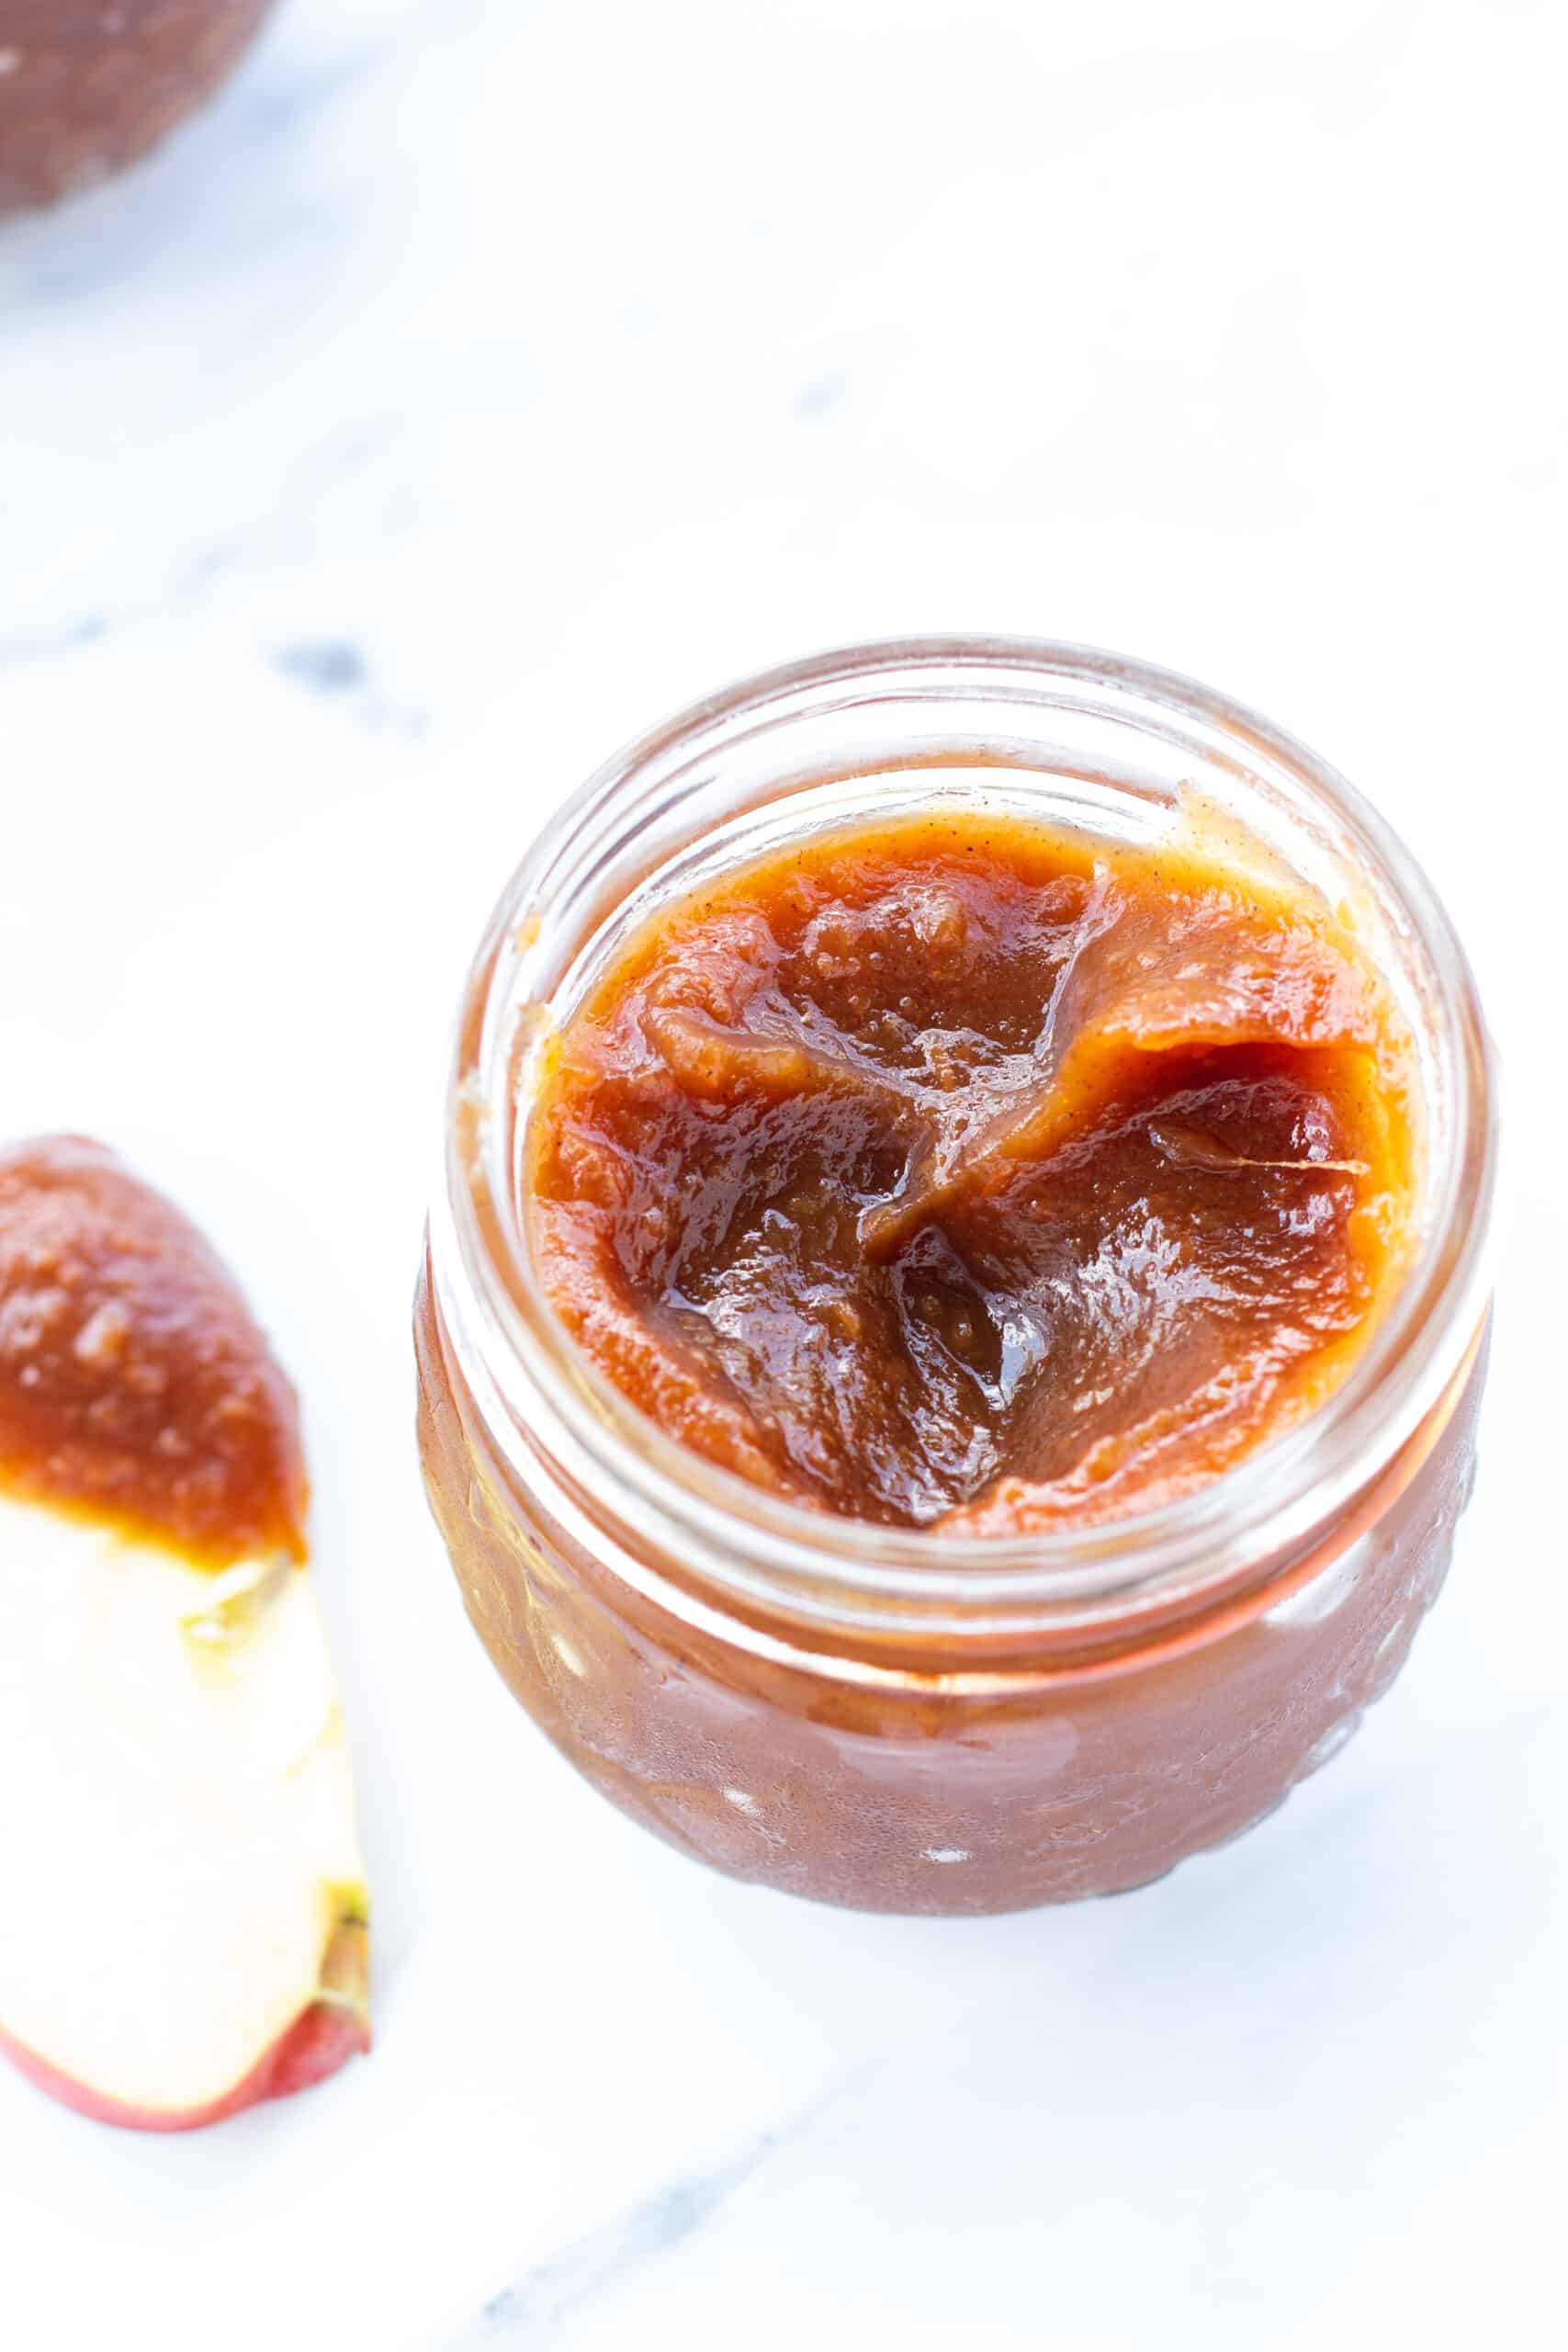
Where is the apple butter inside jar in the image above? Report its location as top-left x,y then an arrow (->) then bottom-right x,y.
416,645 -> 1493,1915
529,813 -> 1415,1535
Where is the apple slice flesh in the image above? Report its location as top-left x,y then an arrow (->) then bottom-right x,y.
0,1496 -> 367,2129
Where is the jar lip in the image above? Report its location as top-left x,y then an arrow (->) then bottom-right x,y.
441,636 -> 1496,1633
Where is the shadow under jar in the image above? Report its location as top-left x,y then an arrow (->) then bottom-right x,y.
415,640 -> 1495,1916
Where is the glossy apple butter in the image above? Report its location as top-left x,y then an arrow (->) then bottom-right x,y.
0,1137 -> 305,1566
415,643 -> 1493,1916
528,814 -> 1415,1532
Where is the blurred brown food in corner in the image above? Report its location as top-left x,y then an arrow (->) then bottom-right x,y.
0,0 -> 276,212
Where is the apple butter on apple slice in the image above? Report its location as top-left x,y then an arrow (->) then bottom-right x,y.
0,1136 -> 368,2131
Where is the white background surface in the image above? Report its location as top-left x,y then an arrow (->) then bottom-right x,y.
1,3 -> 1563,2346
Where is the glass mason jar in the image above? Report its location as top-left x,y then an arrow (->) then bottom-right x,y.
414,640 -> 1495,1916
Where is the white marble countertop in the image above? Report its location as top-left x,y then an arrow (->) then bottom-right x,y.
0,3 -> 1562,2346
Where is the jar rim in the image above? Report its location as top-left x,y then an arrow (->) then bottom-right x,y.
434,637 -> 1495,1643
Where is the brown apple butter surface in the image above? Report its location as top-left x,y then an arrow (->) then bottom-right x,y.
527,814 -> 1416,1532
0,2 -> 277,212
0,1138 -> 306,1564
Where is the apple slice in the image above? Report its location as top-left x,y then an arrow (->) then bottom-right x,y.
0,1138 -> 368,2130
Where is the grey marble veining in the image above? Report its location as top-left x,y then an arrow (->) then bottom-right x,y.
455,2075 -> 874,2346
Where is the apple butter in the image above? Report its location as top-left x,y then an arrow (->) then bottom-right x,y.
529,814 -> 1414,1534
0,1136 -> 305,1566
0,2 -> 277,213
415,641 -> 1495,1915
